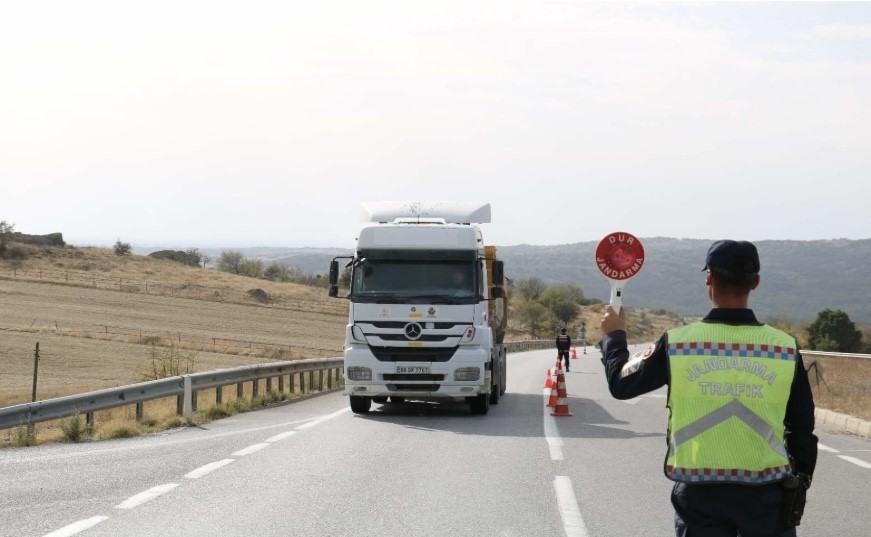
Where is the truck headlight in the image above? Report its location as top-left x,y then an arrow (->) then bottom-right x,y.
351,325 -> 366,342
454,367 -> 480,381
346,366 -> 372,381
459,327 -> 475,344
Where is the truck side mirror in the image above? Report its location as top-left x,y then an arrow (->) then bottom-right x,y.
328,260 -> 340,297
329,260 -> 339,285
492,260 -> 504,286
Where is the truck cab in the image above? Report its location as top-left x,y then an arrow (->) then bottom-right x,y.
329,202 -> 507,415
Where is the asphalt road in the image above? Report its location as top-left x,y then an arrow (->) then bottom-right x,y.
1,347 -> 868,537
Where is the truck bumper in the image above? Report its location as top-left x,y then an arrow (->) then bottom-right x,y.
343,346 -> 490,398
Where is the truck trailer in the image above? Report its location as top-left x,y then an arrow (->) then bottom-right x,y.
328,201 -> 508,415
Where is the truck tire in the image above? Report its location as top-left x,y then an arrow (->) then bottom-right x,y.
489,375 -> 500,405
500,350 -> 507,395
350,396 -> 371,414
470,393 -> 490,415
372,396 -> 388,404
390,396 -> 405,404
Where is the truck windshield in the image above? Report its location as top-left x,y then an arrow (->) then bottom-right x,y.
350,260 -> 477,304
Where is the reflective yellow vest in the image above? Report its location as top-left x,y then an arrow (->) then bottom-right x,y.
665,322 -> 797,484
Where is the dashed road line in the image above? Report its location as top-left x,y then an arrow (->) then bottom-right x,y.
818,442 -> 839,453
838,455 -> 871,469
554,476 -> 589,537
115,483 -> 179,509
295,407 -> 350,430
265,431 -> 297,443
43,516 -> 108,537
543,388 -> 564,461
184,458 -> 235,479
233,443 -> 271,457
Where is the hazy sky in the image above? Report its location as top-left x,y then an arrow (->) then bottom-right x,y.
2,1 -> 869,249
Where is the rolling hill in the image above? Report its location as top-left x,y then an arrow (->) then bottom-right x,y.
185,238 -> 871,323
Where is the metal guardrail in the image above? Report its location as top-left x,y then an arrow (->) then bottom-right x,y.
0,342 -> 556,431
0,357 -> 343,430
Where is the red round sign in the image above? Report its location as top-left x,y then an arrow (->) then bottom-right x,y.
596,232 -> 645,281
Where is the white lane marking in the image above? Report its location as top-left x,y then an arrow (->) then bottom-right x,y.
838,455 -> 871,469
4,417 -> 328,466
617,398 -> 639,405
818,442 -> 839,453
184,459 -> 235,479
295,407 -> 350,430
265,431 -> 297,443
43,516 -> 109,537
114,483 -> 179,509
232,443 -> 271,457
543,388 -> 564,461
553,476 -> 590,537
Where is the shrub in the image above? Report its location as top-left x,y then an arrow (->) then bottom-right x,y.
113,238 -> 132,256
61,414 -> 87,442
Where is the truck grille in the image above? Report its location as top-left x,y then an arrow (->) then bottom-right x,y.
370,321 -> 466,329
387,384 -> 441,392
383,374 -> 445,381
370,346 -> 457,362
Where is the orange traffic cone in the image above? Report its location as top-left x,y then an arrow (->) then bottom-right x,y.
546,378 -> 559,407
551,371 -> 573,416
571,347 -> 578,360
544,367 -> 554,389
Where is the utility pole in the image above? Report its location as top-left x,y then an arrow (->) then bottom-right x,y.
32,342 -> 40,402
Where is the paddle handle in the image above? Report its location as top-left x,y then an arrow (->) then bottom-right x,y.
609,281 -> 623,314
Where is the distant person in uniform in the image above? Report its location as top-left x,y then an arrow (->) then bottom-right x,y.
599,240 -> 817,536
556,327 -> 572,372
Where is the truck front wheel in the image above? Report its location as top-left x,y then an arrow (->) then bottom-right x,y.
470,393 -> 490,415
350,396 -> 371,414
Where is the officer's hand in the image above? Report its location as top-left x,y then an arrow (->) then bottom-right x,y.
600,306 -> 626,335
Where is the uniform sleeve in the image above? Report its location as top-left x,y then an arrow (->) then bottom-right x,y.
600,330 -> 669,399
785,353 -> 818,479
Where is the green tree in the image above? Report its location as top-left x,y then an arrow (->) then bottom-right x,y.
217,250 -> 244,274
515,277 -> 546,302
516,301 -> 549,339
551,300 -> 580,328
0,220 -> 14,254
239,259 -> 263,278
806,309 -> 862,352
264,262 -> 298,282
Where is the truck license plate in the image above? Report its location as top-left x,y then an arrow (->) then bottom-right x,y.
395,365 -> 430,374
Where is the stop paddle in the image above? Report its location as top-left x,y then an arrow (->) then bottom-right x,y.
595,232 -> 645,314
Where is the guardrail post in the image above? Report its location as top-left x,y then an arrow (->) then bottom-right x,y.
308,371 -> 314,393
318,370 -> 324,391
191,390 -> 198,412
216,386 -> 223,405
266,377 -> 273,392
183,376 -> 193,423
278,375 -> 285,393
327,369 -> 332,389
252,379 -> 259,398
86,412 -> 94,432
289,373 -> 295,394
237,382 -> 243,399
135,402 -> 144,422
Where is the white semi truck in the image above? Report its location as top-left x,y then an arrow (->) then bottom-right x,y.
328,202 -> 508,415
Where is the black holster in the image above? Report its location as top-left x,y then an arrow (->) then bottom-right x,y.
781,475 -> 809,528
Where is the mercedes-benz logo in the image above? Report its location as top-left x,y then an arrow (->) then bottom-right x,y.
404,322 -> 423,340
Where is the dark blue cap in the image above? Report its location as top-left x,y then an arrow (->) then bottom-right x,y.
703,240 -> 760,274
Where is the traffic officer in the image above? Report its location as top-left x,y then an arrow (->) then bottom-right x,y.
599,240 -> 817,536
556,327 -> 572,372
